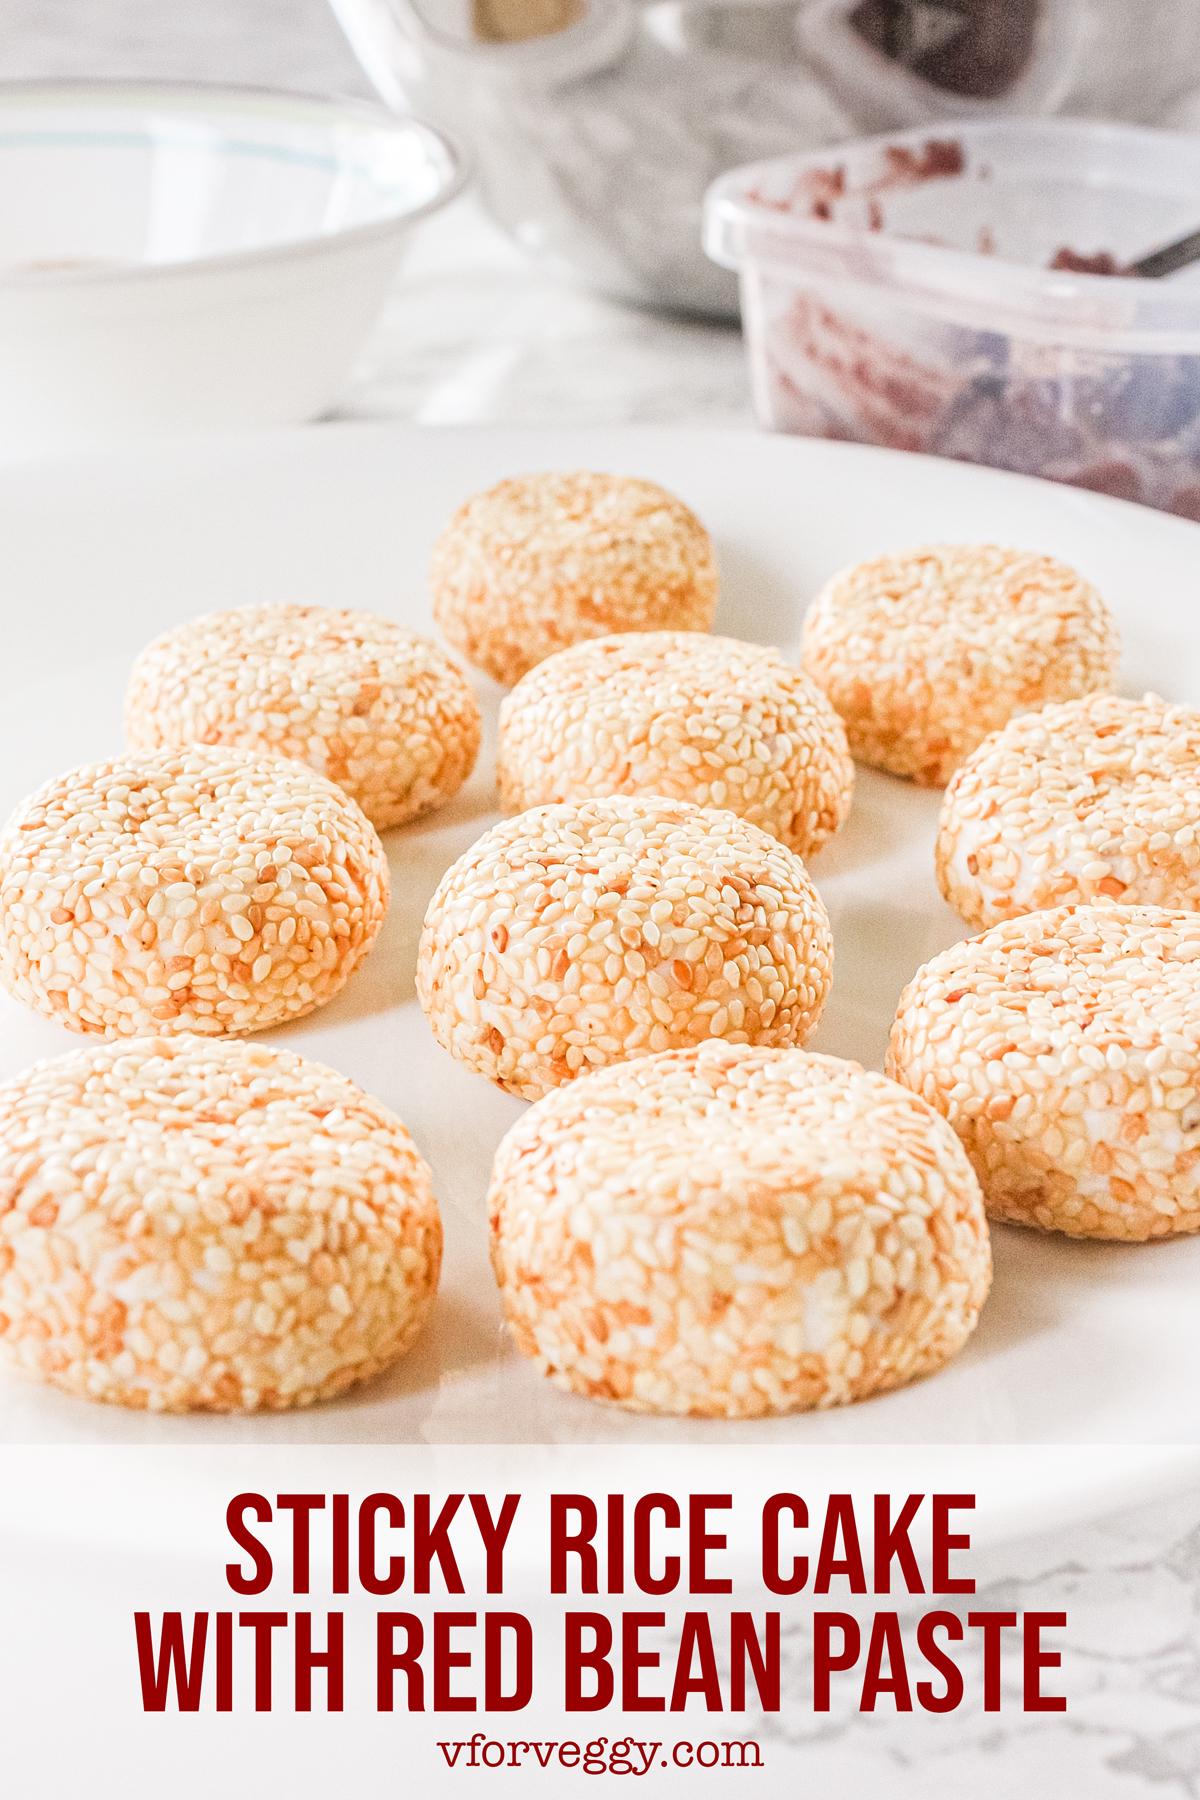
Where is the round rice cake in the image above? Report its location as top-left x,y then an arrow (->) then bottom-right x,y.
887,903 -> 1200,1240
0,1035 -> 441,1410
430,470 -> 718,686
125,603 -> 481,831
937,692 -> 1200,930
416,795 -> 833,1101
800,543 -> 1119,786
0,745 -> 389,1038
497,630 -> 854,857
488,1041 -> 991,1416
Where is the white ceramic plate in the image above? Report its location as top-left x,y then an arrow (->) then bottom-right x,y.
0,422 -> 1197,1454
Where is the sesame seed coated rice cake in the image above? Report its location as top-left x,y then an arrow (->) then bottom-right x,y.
488,1041 -> 991,1416
887,904 -> 1200,1241
497,631 -> 854,857
126,604 -> 482,832
0,1035 -> 441,1410
0,745 -> 389,1039
801,544 -> 1119,786
430,470 -> 718,686
416,795 -> 833,1101
937,692 -> 1200,931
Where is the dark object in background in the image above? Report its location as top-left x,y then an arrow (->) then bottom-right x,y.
851,0 -> 1040,99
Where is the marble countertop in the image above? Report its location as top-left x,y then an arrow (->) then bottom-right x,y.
4,2 -> 1200,1791
767,1482 -> 1200,1798
339,204 -> 751,430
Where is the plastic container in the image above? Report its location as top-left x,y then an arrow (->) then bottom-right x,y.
704,118 -> 1200,515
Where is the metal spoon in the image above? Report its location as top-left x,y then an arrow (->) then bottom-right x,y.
1128,228 -> 1200,279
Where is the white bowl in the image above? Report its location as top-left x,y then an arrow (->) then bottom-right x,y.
0,82 -> 464,448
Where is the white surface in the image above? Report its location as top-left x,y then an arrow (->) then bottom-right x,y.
0,420 -> 1197,1457
0,84 -> 461,445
